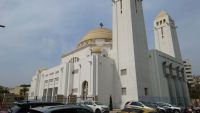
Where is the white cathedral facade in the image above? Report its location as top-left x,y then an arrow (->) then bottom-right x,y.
29,0 -> 190,108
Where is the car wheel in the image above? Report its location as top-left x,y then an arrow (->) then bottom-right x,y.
173,110 -> 180,113
160,110 -> 166,113
95,109 -> 101,113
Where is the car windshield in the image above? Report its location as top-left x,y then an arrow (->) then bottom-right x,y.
141,102 -> 155,108
94,102 -> 103,105
157,103 -> 169,107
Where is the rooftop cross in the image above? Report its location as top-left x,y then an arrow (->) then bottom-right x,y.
100,22 -> 104,28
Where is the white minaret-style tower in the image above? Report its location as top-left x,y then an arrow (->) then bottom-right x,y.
154,11 -> 182,60
112,0 -> 152,106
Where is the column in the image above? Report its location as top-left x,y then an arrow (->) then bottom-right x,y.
174,77 -> 181,105
166,76 -> 173,103
169,64 -> 177,105
180,69 -> 190,106
178,78 -> 184,106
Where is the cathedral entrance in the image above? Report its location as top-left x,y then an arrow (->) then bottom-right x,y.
81,81 -> 88,100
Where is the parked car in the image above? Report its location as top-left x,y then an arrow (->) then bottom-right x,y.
81,100 -> 109,113
139,102 -> 167,113
151,103 -> 172,113
7,101 -> 64,113
28,105 -> 94,113
155,102 -> 181,113
124,101 -> 157,113
121,108 -> 146,113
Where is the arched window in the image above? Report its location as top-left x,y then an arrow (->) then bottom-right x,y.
82,81 -> 88,100
69,57 -> 80,63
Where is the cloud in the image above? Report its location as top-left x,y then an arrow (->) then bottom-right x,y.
0,0 -> 112,87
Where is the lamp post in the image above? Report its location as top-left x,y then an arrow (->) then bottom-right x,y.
0,25 -> 5,28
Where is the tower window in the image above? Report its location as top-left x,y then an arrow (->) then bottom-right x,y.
163,19 -> 166,23
160,20 -> 162,25
156,22 -> 159,26
72,69 -> 79,74
161,27 -> 164,38
120,0 -> 123,14
121,69 -> 127,75
122,87 -> 127,95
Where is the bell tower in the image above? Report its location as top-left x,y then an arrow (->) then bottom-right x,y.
154,11 -> 182,60
112,0 -> 152,105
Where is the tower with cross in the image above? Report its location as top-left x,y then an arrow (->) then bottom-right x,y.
112,0 -> 152,105
154,11 -> 182,60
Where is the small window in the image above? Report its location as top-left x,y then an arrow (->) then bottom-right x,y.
161,27 -> 164,38
55,77 -> 59,82
160,20 -> 162,24
121,69 -> 127,75
144,88 -> 148,96
122,87 -> 127,95
163,19 -> 166,23
45,80 -> 48,83
49,79 -> 53,82
72,69 -> 79,74
55,71 -> 59,74
156,22 -> 159,26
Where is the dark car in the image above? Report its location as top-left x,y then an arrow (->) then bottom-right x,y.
27,105 -> 94,113
155,102 -> 180,113
7,101 -> 64,113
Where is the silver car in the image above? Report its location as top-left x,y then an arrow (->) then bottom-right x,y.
156,102 -> 181,113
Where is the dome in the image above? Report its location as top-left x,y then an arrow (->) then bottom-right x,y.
90,47 -> 102,53
77,28 -> 112,48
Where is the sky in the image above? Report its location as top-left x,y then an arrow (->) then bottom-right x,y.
0,0 -> 200,87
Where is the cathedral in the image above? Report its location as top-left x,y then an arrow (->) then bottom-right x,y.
29,0 -> 190,108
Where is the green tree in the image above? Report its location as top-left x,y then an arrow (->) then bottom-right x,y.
0,86 -> 9,94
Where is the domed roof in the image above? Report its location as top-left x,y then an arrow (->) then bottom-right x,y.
79,28 -> 112,44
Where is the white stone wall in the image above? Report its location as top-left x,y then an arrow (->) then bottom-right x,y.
61,47 -> 91,64
97,55 -> 114,106
148,50 -> 190,106
112,0 -> 152,107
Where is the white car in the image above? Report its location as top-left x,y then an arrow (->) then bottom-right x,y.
82,100 -> 109,113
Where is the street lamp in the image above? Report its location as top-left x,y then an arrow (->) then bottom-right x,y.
0,25 -> 5,28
